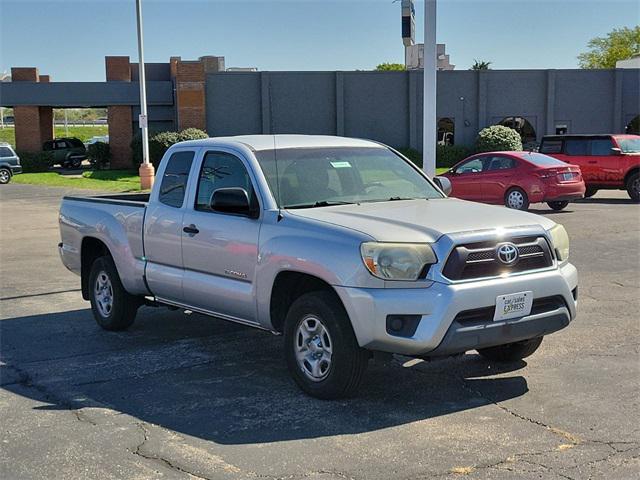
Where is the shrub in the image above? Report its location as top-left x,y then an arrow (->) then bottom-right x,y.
475,125 -> 523,153
18,151 -> 53,173
396,145 -> 472,170
177,128 -> 208,142
87,142 -> 111,169
149,131 -> 180,167
436,144 -> 472,168
131,128 -> 208,168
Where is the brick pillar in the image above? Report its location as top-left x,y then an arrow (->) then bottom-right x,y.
175,60 -> 206,131
11,68 -> 54,152
106,56 -> 133,169
38,75 -> 54,145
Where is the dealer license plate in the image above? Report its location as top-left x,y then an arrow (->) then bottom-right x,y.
494,291 -> 533,321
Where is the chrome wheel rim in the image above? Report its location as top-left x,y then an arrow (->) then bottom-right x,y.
294,315 -> 333,382
94,271 -> 113,317
0,170 -> 9,183
507,191 -> 524,209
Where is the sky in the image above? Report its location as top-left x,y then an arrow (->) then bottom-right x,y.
1,0 -> 638,81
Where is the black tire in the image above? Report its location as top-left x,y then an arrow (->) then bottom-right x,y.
284,291 -> 369,399
626,172 -> 640,202
547,201 -> 569,211
88,255 -> 140,331
65,157 -> 82,169
477,336 -> 543,362
504,187 -> 530,211
0,168 -> 11,184
584,186 -> 598,198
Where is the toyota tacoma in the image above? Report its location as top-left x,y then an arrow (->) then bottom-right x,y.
59,135 -> 578,399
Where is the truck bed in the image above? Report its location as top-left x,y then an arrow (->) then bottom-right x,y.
59,192 -> 151,297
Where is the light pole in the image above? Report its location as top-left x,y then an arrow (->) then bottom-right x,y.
423,0 -> 437,177
136,0 -> 155,189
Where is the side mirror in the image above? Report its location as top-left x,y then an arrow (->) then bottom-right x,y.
210,187 -> 255,217
611,147 -> 622,155
434,176 -> 452,196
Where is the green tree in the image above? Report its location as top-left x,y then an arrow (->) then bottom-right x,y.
470,59 -> 492,70
578,26 -> 640,69
375,63 -> 405,71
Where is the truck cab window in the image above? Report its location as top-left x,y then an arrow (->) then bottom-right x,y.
590,138 -> 613,155
195,151 -> 256,211
158,151 -> 194,208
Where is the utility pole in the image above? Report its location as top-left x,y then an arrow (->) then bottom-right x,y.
136,0 -> 155,189
423,0 -> 437,177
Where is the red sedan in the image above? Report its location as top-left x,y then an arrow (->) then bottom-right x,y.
442,151 -> 586,211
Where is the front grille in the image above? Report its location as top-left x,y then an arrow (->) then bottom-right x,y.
455,295 -> 566,325
442,236 -> 553,281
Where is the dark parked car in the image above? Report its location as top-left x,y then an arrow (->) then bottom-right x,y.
0,142 -> 22,184
43,137 -> 87,169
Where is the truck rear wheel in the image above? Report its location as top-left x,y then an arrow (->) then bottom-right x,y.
88,255 -> 140,331
477,336 -> 543,362
626,172 -> 640,202
284,291 -> 369,399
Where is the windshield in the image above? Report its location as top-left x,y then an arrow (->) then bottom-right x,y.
255,147 -> 443,208
616,137 -> 640,153
521,152 -> 568,166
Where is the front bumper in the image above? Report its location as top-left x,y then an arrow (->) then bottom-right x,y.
335,262 -> 578,356
10,165 -> 22,175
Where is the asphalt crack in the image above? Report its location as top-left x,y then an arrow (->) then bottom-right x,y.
1,363 -> 98,425
456,372 -> 582,445
132,423 -> 215,480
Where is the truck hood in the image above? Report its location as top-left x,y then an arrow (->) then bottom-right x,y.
287,198 -> 556,242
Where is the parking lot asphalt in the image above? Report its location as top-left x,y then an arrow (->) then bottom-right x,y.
1,183 -> 639,480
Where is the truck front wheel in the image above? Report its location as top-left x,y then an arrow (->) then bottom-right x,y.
626,172 -> 640,202
284,291 -> 369,399
477,336 -> 543,362
88,256 -> 140,331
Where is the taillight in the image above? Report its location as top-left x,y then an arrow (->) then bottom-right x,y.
535,169 -> 555,179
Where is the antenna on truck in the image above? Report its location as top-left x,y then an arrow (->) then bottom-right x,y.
273,135 -> 283,221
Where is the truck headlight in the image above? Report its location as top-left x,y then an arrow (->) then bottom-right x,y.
548,224 -> 570,263
360,242 -> 437,281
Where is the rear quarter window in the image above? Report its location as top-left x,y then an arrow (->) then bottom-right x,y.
158,151 -> 195,208
540,140 -> 563,154
0,146 -> 14,157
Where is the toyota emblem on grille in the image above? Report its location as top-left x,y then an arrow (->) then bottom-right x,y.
496,243 -> 519,265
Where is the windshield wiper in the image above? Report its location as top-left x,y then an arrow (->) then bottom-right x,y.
285,200 -> 356,209
361,196 -> 421,203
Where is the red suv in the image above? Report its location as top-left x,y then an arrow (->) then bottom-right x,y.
539,134 -> 640,201
442,151 -> 585,211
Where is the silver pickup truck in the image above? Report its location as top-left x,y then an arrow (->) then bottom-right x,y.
59,135 -> 578,399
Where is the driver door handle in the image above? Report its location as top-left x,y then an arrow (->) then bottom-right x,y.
183,224 -> 199,235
